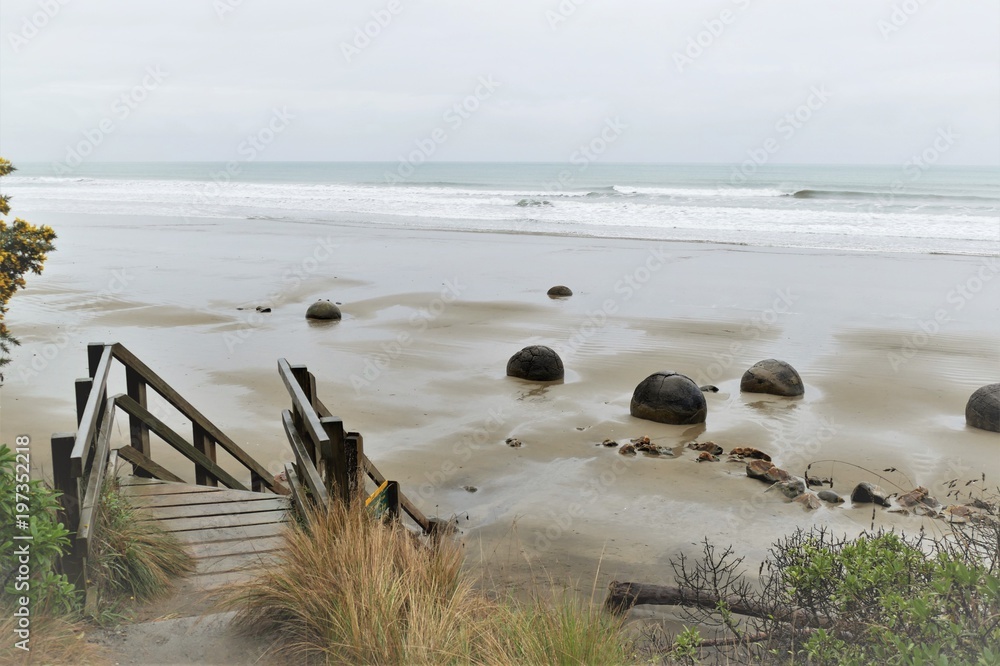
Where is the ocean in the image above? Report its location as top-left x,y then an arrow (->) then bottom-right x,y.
3,162 -> 998,255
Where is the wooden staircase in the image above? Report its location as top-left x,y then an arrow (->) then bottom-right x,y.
119,476 -> 292,592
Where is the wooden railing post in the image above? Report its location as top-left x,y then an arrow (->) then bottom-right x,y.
192,424 -> 217,487
125,366 -> 152,477
321,417 -> 347,503
74,378 -> 92,426
290,365 -> 316,465
345,431 -> 364,499
51,433 -> 85,591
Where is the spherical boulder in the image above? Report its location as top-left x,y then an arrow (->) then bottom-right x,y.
966,383 -> 1000,433
740,359 -> 804,397
630,371 -> 707,425
506,345 -> 564,382
305,300 -> 342,321
547,285 -> 573,298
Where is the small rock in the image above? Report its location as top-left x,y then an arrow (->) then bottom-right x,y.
505,438 -> 522,448
740,359 -> 804,397
696,451 -> 719,463
700,385 -> 719,393
817,490 -> 844,504
896,486 -> 931,508
729,447 -> 772,462
255,306 -> 272,313
619,444 -> 637,456
770,478 -> 806,499
631,436 -> 652,446
793,493 -> 822,510
462,485 -> 478,493
851,482 -> 890,506
942,505 -> 972,523
746,460 -> 790,483
306,300 -> 342,320
506,345 -> 565,382
601,439 -> 619,448
687,441 -> 723,455
547,285 -> 573,298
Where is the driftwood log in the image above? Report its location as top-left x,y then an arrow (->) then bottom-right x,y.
604,581 -> 831,629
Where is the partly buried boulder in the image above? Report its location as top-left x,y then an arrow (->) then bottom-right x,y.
630,372 -> 707,425
966,383 -> 1000,433
506,345 -> 564,381
305,299 -> 342,320
547,285 -> 573,298
740,359 -> 804,397
851,482 -> 890,507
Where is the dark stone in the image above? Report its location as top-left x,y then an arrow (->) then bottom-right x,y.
817,490 -> 844,504
305,300 -> 342,320
851,482 -> 890,506
700,385 -> 719,393
773,478 -> 806,499
630,372 -> 707,425
506,346 -> 564,381
505,438 -> 523,448
966,383 -> 1000,433
740,359 -> 804,397
547,285 -> 573,298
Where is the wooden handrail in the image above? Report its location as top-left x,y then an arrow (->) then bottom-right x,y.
77,396 -> 116,557
70,345 -> 114,477
281,409 -> 330,509
312,394 -> 432,533
115,394 -> 248,491
111,344 -> 284,494
278,359 -> 330,455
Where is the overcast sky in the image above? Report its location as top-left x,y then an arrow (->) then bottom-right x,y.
1,1 -> 997,165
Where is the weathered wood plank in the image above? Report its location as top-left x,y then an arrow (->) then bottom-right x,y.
116,446 -> 185,483
152,510 -> 289,533
281,409 -> 329,509
278,359 -> 329,455
120,483 -> 222,498
111,343 -> 285,495
170,521 -> 289,545
187,536 -> 286,560
77,397 -> 116,556
283,462 -> 309,519
195,551 -> 281,575
70,345 -> 113,477
129,488 -> 281,509
114,394 -> 248,491
137,498 -> 289,522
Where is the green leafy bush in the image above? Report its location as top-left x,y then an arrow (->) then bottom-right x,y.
0,443 -> 80,615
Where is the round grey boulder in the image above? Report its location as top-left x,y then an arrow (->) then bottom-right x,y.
630,371 -> 707,425
506,345 -> 564,382
966,383 -> 1000,433
547,285 -> 573,298
740,359 -> 804,397
305,300 -> 342,321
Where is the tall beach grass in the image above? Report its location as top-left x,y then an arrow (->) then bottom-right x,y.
224,500 -> 632,664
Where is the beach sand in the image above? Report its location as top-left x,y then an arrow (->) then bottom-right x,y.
3,211 -> 998,602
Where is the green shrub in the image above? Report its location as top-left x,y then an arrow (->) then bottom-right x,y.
0,443 -> 80,615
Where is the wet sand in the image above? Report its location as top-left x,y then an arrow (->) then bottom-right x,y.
3,211 -> 998,598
